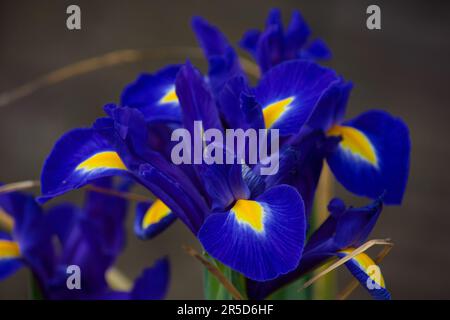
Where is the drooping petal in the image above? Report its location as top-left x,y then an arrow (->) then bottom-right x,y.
121,65 -> 182,123
337,249 -> 391,300
0,232 -> 22,280
198,185 -> 306,281
255,60 -> 339,136
327,110 -> 410,204
1,191 -> 54,280
131,257 -> 170,300
264,131 -> 339,215
39,125 -> 129,203
134,200 -> 176,240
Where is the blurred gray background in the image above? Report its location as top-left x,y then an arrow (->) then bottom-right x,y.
0,0 -> 449,299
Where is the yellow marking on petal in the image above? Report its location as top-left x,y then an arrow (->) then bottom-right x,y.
231,199 -> 265,232
0,240 -> 20,259
328,125 -> 378,166
142,199 -> 172,229
159,88 -> 179,105
75,151 -> 127,172
263,96 -> 295,129
340,249 -> 385,288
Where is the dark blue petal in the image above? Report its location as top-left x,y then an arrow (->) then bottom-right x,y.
39,125 -> 130,203
0,232 -> 23,280
176,61 -> 223,133
131,257 -> 170,300
199,185 -> 306,281
301,38 -> 332,60
246,197 -> 383,300
337,250 -> 391,300
191,17 -> 244,96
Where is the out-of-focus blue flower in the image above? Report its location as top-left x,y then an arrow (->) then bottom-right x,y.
240,8 -> 331,73
247,197 -> 391,300
0,179 -> 170,300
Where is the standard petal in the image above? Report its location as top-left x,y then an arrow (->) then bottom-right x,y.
134,200 -> 176,240
198,185 -> 306,281
255,60 -> 339,136
327,110 -> 410,204
337,249 -> 391,300
121,65 -> 181,123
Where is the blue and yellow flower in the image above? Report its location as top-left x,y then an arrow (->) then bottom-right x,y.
0,180 -> 170,300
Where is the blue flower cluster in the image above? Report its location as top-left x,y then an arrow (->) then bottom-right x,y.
0,9 -> 410,300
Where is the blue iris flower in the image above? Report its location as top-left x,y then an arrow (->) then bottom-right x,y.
38,10 -> 410,298
240,8 -> 332,73
0,179 -> 169,300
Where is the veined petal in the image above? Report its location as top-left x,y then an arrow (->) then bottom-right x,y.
337,249 -> 391,300
0,233 -> 22,280
255,60 -> 339,136
134,200 -> 176,240
327,110 -> 410,204
39,126 -> 129,203
121,65 -> 182,123
198,185 -> 306,281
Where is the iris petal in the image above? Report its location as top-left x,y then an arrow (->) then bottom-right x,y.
327,110 -> 410,204
198,185 -> 306,281
121,65 -> 181,123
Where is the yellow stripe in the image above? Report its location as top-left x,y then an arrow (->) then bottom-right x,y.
75,151 -> 127,172
263,96 -> 295,129
0,240 -> 20,259
159,88 -> 178,105
231,199 -> 265,232
327,125 -> 378,166
142,199 -> 172,229
340,249 -> 385,287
